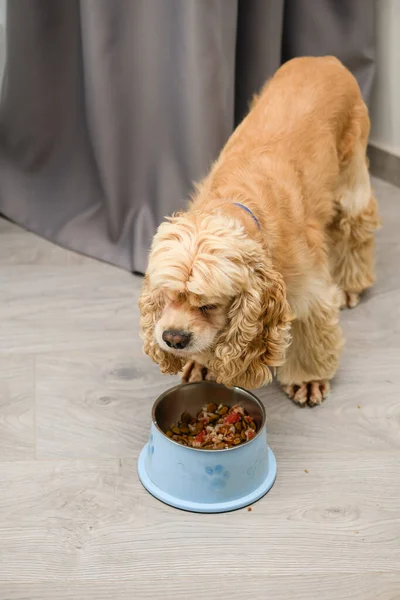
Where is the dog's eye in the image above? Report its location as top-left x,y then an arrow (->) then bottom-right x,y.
199,304 -> 217,314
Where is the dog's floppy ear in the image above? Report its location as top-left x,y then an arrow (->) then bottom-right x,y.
208,260 -> 292,388
138,276 -> 184,375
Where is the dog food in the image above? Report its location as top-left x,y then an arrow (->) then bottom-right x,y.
166,403 -> 257,449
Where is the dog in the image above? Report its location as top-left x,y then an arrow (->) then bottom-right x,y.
139,56 -> 379,406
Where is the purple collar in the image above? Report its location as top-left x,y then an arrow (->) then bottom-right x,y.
232,203 -> 261,229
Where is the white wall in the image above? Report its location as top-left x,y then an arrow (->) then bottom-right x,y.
370,0 -> 400,157
0,0 -> 5,26
0,0 -> 5,89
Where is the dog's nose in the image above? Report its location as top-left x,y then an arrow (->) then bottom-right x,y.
162,330 -> 191,350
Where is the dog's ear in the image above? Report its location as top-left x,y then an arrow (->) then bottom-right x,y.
138,276 -> 184,375
209,261 -> 292,388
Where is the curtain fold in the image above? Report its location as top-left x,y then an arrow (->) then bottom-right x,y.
0,0 -> 375,273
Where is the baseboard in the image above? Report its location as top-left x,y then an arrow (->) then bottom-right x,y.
368,144 -> 400,188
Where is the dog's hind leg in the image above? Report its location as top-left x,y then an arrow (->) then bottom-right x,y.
328,107 -> 380,309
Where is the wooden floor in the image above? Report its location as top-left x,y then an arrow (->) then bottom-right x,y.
0,177 -> 399,600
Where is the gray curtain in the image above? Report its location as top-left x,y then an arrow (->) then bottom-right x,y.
0,0 -> 375,273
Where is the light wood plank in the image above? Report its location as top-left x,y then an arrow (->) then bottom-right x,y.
0,266 -> 140,354
0,455 -> 398,583
2,574 -> 400,600
0,356 -> 34,459
258,354 -> 400,454
35,353 -> 178,458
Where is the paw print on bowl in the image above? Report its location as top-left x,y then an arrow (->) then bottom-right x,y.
148,434 -> 155,457
205,465 -> 230,490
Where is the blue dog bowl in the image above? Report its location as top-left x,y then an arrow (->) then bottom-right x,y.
138,382 -> 277,513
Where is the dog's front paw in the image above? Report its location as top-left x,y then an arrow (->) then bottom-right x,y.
339,290 -> 360,309
283,380 -> 330,407
181,361 -> 215,384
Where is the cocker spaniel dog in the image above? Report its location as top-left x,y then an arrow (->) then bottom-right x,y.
139,56 -> 379,406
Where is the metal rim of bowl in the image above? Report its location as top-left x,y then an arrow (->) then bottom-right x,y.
151,381 -> 267,453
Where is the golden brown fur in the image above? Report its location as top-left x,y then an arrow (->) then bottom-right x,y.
139,56 -> 380,405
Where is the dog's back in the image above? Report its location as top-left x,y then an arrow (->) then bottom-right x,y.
241,56 -> 368,161
213,56 -> 370,228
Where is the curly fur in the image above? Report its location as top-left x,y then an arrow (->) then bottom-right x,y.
139,275 -> 184,374
209,261 -> 292,388
139,56 -> 380,398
